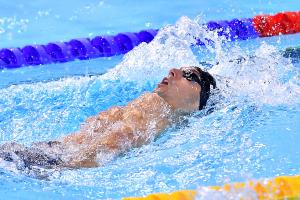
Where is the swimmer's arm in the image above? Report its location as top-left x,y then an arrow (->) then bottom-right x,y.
66,104 -> 158,168
64,125 -> 142,168
62,93 -> 156,145
60,108 -> 126,168
83,92 -> 171,151
71,107 -> 147,150
60,105 -> 144,168
61,131 -> 86,144
61,106 -> 124,144
62,93 -> 171,168
81,96 -> 171,153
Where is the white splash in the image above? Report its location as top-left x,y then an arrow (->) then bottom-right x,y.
101,15 -> 300,106
102,16 -> 204,84
210,42 -> 300,105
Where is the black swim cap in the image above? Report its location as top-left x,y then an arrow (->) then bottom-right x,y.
193,67 -> 217,110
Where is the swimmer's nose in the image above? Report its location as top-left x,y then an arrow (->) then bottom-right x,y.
168,68 -> 183,79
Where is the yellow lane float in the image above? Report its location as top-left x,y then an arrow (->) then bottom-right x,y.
123,174 -> 300,200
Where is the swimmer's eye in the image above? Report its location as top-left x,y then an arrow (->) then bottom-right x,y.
182,69 -> 201,84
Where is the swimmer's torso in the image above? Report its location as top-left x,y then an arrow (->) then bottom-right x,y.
60,92 -> 174,168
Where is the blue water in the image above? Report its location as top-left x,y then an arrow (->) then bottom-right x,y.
0,0 -> 300,199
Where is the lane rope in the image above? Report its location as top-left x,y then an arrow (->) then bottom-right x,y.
0,11 -> 299,69
123,174 -> 300,200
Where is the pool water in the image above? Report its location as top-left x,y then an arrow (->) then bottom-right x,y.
1,0 -> 300,199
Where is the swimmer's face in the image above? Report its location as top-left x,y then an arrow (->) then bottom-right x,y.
155,67 -> 201,112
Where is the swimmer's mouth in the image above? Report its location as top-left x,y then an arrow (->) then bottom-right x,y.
160,77 -> 169,85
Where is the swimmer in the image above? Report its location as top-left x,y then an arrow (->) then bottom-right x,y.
0,66 -> 216,170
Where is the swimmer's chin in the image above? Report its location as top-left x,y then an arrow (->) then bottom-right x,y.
153,86 -> 163,96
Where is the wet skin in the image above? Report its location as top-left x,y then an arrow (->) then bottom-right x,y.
0,67 -> 204,169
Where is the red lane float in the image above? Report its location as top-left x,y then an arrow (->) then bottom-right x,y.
253,11 -> 300,37
0,11 -> 300,69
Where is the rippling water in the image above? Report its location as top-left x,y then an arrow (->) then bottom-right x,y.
0,13 -> 300,200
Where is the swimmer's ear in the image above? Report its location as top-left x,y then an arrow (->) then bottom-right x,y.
193,66 -> 217,110
202,71 -> 216,89
194,66 -> 216,89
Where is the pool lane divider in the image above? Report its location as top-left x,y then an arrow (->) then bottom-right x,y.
123,174 -> 300,200
0,11 -> 299,69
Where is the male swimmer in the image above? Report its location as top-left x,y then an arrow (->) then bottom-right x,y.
0,66 -> 216,170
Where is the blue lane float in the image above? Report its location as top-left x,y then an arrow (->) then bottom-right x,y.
2,10 -> 300,69
0,16 -> 260,69
0,29 -> 159,69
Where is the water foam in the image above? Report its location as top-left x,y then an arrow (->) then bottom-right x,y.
102,16 -> 205,83
102,15 -> 300,106
210,42 -> 300,106
0,14 -> 299,198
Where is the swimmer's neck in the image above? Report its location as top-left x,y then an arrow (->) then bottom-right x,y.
153,91 -> 195,117
147,92 -> 184,117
